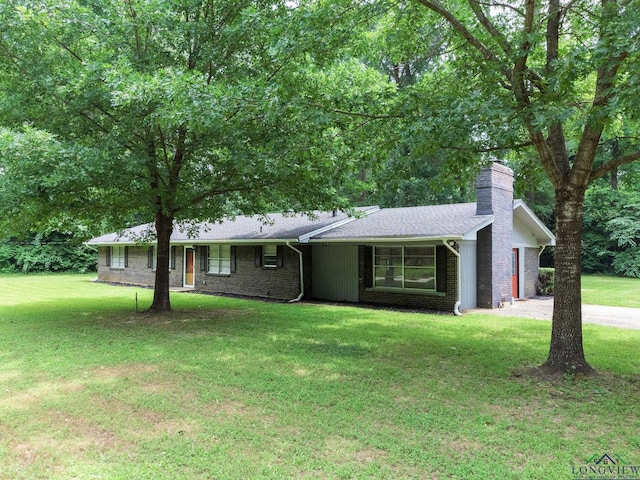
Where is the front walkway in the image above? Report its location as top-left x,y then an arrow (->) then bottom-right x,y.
464,296 -> 640,329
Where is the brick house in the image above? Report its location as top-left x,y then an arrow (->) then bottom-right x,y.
88,163 -> 554,313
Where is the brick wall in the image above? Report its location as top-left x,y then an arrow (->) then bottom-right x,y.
357,245 -> 459,312
524,247 -> 540,298
475,163 -> 514,308
97,244 -> 310,300
194,245 -> 309,301
96,246 -> 183,288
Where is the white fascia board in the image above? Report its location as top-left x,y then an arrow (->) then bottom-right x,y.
85,239 -> 140,246
513,200 -> 556,245
90,239 -> 299,246
172,239 -> 298,245
308,235 -> 463,244
298,206 -> 382,244
461,216 -> 495,240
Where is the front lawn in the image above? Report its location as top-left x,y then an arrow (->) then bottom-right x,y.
1,274 -> 639,479
582,274 -> 640,308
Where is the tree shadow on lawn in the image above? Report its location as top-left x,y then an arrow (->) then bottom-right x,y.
4,295 -> 638,387
120,300 -> 553,379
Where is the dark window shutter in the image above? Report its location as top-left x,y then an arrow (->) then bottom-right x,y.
436,245 -> 447,293
277,245 -> 284,268
147,247 -> 154,268
106,246 -> 111,267
363,246 -> 373,288
170,246 -> 177,270
124,246 -> 129,267
230,246 -> 237,273
200,246 -> 208,271
254,246 -> 262,267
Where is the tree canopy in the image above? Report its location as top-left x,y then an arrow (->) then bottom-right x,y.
0,0 -> 390,311
2,0 -> 640,373
401,0 -> 640,374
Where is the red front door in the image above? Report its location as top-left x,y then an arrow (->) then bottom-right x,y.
184,248 -> 194,287
512,248 -> 519,299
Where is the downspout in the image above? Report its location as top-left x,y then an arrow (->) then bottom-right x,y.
538,245 -> 546,258
286,242 -> 304,303
442,239 -> 462,316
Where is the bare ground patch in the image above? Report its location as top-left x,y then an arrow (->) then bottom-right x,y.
322,435 -> 388,466
0,361 -> 199,474
90,363 -> 159,380
104,308 -> 252,327
0,378 -> 85,410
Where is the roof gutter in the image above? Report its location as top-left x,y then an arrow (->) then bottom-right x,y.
442,239 -> 462,316
286,242 -> 304,303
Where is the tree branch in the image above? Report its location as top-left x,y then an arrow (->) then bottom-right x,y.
124,0 -> 143,62
468,1 -> 512,56
545,0 -> 569,179
303,103 -> 402,120
477,2 -> 524,17
590,149 -> 640,183
575,0 -> 629,186
36,19 -> 85,64
414,0 -> 512,81
189,179 -> 279,206
50,33 -> 84,64
443,141 -> 533,153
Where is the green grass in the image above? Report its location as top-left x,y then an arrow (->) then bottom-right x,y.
1,274 -> 639,479
582,274 -> 640,308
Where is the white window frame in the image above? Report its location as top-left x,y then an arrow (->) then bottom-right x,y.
148,245 -> 175,270
208,244 -> 231,275
373,245 -> 436,292
263,244 -> 278,268
111,245 -> 126,269
149,246 -> 157,270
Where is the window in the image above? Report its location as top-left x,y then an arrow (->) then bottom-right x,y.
148,246 -> 156,269
208,245 -> 231,274
170,246 -> 176,270
146,246 -> 175,270
111,245 -> 127,269
373,246 -> 436,291
263,244 -> 278,268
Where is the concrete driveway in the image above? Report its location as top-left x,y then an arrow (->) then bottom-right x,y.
465,296 -> 640,329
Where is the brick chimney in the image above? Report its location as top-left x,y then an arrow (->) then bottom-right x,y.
476,162 -> 514,308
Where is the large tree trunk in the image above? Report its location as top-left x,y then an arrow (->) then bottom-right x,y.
148,211 -> 174,313
541,186 -> 593,375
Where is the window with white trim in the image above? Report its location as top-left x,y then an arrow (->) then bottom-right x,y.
208,244 -> 231,274
374,246 -> 436,291
111,245 -> 127,269
148,246 -> 157,270
263,244 -> 278,268
146,246 -> 175,270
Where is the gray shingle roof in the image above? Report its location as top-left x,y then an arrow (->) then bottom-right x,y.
88,202 -> 553,246
88,209 -> 370,245
311,203 -> 493,241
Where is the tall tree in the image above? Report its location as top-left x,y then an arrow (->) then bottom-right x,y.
0,0 -> 385,311
583,163 -> 640,277
360,2 -> 480,207
402,0 -> 640,373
